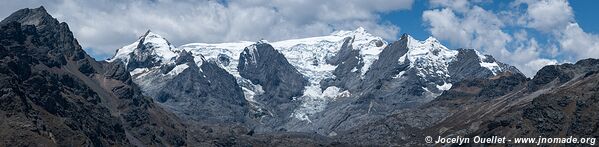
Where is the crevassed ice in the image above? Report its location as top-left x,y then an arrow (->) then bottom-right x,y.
291,86 -> 349,122
272,28 -> 383,121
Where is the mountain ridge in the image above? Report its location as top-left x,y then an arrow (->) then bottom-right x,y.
109,25 -> 523,136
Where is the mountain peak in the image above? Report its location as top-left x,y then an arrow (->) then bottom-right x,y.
355,27 -> 366,33
142,29 -> 153,37
0,6 -> 58,29
257,39 -> 269,44
139,30 -> 169,44
425,36 -> 439,43
399,33 -> 411,40
108,30 -> 177,67
405,35 -> 449,52
331,27 -> 371,37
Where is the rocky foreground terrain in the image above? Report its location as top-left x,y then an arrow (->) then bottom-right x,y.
1,7 -> 598,146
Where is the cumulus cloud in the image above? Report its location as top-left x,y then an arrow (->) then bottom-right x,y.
424,3 -> 512,58
516,0 -> 599,66
422,8 -> 470,48
518,0 -> 574,32
559,23 -> 599,60
0,0 -> 413,59
429,0 -> 471,12
422,0 -> 594,77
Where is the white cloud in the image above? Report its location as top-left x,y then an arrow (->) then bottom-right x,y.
422,8 -> 471,48
0,0 -> 413,59
559,23 -> 599,60
511,38 -> 558,76
429,0 -> 471,11
515,0 -> 599,62
423,6 -> 512,58
518,0 -> 573,32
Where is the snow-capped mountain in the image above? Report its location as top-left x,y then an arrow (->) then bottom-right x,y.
108,30 -> 248,123
108,27 -> 521,134
392,35 -> 511,92
109,31 -> 184,69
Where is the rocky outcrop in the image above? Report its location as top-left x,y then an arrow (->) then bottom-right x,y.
237,42 -> 309,128
238,42 -> 308,104
320,37 -> 366,91
156,51 -> 248,123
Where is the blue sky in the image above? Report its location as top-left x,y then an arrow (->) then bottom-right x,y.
0,0 -> 597,77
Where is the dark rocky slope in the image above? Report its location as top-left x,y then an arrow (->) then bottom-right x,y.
0,7 -> 186,146
238,42 -> 309,130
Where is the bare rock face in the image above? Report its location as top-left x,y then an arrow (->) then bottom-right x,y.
156,53 -> 249,123
237,42 -> 309,128
238,42 -> 308,104
0,7 -> 186,146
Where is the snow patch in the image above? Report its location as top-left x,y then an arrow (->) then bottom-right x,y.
393,71 -> 406,79
480,62 -> 501,74
473,50 -> 502,75
130,68 -> 148,76
166,64 -> 189,76
436,82 -> 453,91
350,67 -> 358,72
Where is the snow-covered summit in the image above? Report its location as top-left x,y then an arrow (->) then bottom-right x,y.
271,27 -> 386,76
108,30 -> 178,66
399,35 -> 458,79
398,34 -> 506,79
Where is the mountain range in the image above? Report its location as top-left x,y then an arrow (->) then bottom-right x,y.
1,7 -> 597,146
